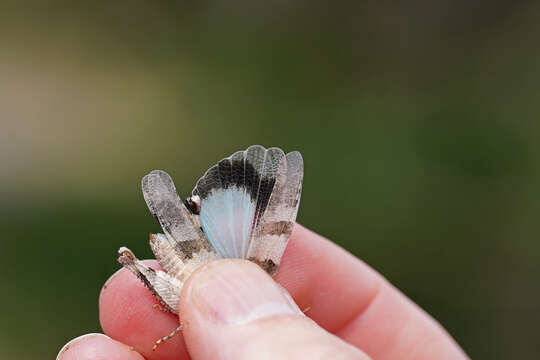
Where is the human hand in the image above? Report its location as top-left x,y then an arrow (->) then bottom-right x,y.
57,224 -> 469,360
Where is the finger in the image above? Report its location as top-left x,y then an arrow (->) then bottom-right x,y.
57,333 -> 144,360
99,262 -> 190,360
275,224 -> 381,331
99,224 -> 468,360
274,224 -> 468,360
180,259 -> 371,360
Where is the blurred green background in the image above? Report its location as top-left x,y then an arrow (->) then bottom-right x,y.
1,1 -> 539,359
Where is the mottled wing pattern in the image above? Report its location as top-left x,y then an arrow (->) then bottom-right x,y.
247,151 -> 304,274
141,170 -> 219,280
149,233 -> 220,283
192,145 -> 286,261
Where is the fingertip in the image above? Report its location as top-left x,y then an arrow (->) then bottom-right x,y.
57,333 -> 144,360
180,259 -> 302,325
99,261 -> 190,360
178,259 -> 370,360
178,259 -> 301,358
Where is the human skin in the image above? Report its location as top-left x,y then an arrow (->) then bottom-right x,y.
57,224 -> 469,360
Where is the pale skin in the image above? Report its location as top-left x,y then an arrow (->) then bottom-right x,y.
57,224 -> 469,360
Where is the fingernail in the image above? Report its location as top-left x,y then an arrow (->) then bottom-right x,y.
56,333 -> 108,360
57,333 -> 144,360
185,259 -> 302,325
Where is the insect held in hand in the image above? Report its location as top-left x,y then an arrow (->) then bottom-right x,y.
117,145 -> 304,351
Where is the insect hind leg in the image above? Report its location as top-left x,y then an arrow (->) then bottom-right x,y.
117,246 -> 182,314
152,324 -> 183,351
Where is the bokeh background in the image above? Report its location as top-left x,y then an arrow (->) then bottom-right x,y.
2,1 -> 539,359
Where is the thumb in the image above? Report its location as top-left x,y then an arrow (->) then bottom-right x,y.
179,259 -> 370,360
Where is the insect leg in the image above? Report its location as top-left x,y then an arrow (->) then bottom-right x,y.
152,324 -> 183,351
117,246 -> 182,314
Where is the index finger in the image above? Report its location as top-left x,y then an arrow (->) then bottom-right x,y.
275,224 -> 468,360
